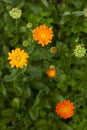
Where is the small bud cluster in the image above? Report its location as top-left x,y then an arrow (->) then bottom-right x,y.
74,44 -> 86,58
9,8 -> 22,19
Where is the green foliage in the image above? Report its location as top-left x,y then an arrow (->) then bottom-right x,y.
0,0 -> 87,129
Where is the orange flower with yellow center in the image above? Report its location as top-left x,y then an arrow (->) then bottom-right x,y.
8,48 -> 29,68
46,68 -> 56,78
32,24 -> 54,46
56,100 -> 74,119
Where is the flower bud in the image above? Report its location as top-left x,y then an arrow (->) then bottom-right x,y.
27,23 -> 33,28
12,97 -> 20,109
73,44 -> 86,58
49,65 -> 55,69
23,40 -> 29,47
50,46 -> 57,54
9,8 -> 22,19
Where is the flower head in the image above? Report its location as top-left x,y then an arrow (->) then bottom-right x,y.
83,6 -> 87,17
8,48 -> 29,68
32,24 -> 54,46
56,100 -> 74,119
46,68 -> 56,78
9,8 -> 22,19
73,44 -> 86,58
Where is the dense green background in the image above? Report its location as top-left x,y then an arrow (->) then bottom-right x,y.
0,0 -> 87,129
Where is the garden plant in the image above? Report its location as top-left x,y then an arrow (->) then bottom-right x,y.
0,0 -> 87,130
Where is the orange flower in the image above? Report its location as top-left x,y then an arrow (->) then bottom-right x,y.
8,48 -> 29,68
32,24 -> 54,46
56,100 -> 74,119
46,68 -> 56,78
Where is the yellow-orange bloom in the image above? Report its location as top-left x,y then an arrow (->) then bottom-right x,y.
46,68 -> 56,78
56,100 -> 74,119
32,24 -> 54,46
8,48 -> 29,68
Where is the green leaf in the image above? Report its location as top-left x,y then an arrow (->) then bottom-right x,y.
32,95 -> 40,108
53,94 -> 64,102
1,0 -> 12,3
24,87 -> 31,98
70,0 -> 83,8
32,81 -> 49,91
2,45 -> 9,54
56,42 -> 69,56
10,35 -> 19,46
28,3 -> 41,15
0,82 -> 7,96
28,65 -> 42,80
19,26 -> 27,33
0,70 -> 2,77
72,11 -> 84,16
12,0 -> 25,8
27,44 -> 35,54
40,0 -> 49,7
40,97 -> 51,109
72,68 -> 87,81
31,91 -> 41,109
13,85 -> 22,96
51,89 -> 64,102
80,26 -> 87,33
58,121 -> 73,130
29,107 -> 40,121
0,57 -> 4,69
1,109 -> 15,117
63,11 -> 71,16
4,69 -> 18,82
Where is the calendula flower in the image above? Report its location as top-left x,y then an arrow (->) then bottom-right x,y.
50,46 -> 57,53
9,8 -> 22,19
73,44 -> 86,58
8,48 -> 29,68
32,24 -> 54,46
83,6 -> 87,17
46,68 -> 56,78
56,100 -> 74,119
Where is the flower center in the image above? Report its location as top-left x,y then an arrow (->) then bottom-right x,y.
40,33 -> 46,39
50,70 -> 55,75
61,106 -> 68,113
16,55 -> 21,61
